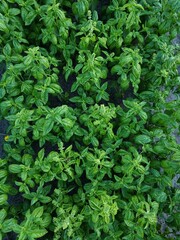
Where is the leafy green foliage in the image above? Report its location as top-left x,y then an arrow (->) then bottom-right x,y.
0,0 -> 180,239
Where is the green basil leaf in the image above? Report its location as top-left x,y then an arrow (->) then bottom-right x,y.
0,209 -> 7,222
24,10 -> 37,26
31,229 -> 48,238
0,20 -> 8,32
43,119 -> 54,135
9,164 -> 22,173
151,189 -> 167,203
134,135 -> 151,144
9,8 -> 20,16
32,206 -> 44,218
0,194 -> 8,205
2,219 -> 17,233
0,88 -> 6,99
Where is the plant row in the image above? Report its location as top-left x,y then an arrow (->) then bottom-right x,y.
0,0 -> 180,239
